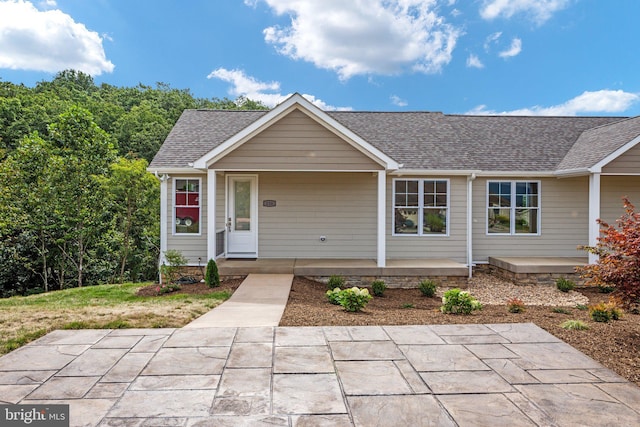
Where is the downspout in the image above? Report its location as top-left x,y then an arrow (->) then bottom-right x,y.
466,173 -> 476,278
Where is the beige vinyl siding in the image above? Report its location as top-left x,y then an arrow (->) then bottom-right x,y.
386,176 -> 467,263
603,143 -> 640,174
211,109 -> 383,171
600,176 -> 640,225
166,174 -> 207,264
257,172 -> 377,258
472,177 -> 589,262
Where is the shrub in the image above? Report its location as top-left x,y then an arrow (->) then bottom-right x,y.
338,287 -> 372,312
556,277 -> 575,293
326,287 -> 342,305
371,280 -> 386,297
506,297 -> 525,313
205,259 -> 220,288
579,197 -> 640,308
440,288 -> 482,315
561,320 -> 589,330
156,282 -> 181,295
419,279 -> 437,297
589,301 -> 623,323
598,284 -> 615,294
401,303 -> 415,309
575,304 -> 588,311
160,250 -> 188,284
552,307 -> 572,315
327,275 -> 345,290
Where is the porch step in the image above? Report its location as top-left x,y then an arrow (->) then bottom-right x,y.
489,257 -> 588,274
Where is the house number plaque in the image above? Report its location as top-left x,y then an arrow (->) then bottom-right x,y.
263,200 -> 276,207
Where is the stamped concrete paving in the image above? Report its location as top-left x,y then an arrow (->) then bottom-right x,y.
1,324 -> 639,426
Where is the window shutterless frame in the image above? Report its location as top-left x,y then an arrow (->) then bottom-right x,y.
392,178 -> 450,237
486,180 -> 541,236
173,177 -> 202,236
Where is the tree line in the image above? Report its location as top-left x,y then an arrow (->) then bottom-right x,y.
0,70 -> 267,296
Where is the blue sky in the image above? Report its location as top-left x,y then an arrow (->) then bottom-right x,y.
1,0 -> 639,115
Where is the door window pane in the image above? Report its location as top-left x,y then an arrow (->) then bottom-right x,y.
234,180 -> 251,231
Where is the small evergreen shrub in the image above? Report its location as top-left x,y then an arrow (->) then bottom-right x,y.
440,288 -> 482,315
556,277 -> 575,293
327,275 -> 345,290
205,259 -> 220,288
326,287 -> 342,305
506,297 -> 525,313
552,307 -> 572,315
371,280 -> 387,297
598,284 -> 615,293
589,301 -> 623,323
419,279 -> 437,297
561,320 -> 589,330
338,287 -> 372,312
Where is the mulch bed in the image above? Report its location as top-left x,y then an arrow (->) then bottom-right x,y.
135,278 -> 244,297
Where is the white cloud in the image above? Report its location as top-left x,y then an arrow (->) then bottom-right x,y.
466,54 -> 484,68
467,90 -> 640,116
480,0 -> 571,24
484,31 -> 502,51
254,0 -> 461,80
207,67 -> 352,111
390,95 -> 408,107
498,38 -> 522,58
0,0 -> 113,75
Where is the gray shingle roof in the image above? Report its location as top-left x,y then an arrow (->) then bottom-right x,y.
149,108 -> 629,172
556,116 -> 640,171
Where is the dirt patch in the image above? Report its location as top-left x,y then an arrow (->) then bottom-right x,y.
280,276 -> 640,387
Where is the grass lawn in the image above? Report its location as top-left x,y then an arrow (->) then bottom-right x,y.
0,283 -> 231,355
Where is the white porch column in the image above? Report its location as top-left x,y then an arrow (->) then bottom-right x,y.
588,172 -> 601,264
466,174 -> 475,278
377,171 -> 386,267
159,174 -> 169,283
207,169 -> 217,262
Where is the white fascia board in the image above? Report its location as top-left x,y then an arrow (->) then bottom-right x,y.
475,170 -> 556,177
193,93 -> 400,171
553,168 -> 590,178
146,167 -> 202,175
391,169 -> 481,176
591,134 -> 640,171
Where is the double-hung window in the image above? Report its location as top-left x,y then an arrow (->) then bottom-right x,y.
174,178 -> 201,234
394,179 -> 449,236
487,181 -> 540,235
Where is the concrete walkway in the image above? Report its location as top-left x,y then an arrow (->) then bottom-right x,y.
1,324 -> 640,426
185,274 -> 294,328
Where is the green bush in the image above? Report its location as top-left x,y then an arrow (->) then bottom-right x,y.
338,287 -> 372,312
561,320 -> 589,330
371,280 -> 386,297
327,275 -> 345,290
556,277 -> 575,293
160,250 -> 188,284
205,259 -> 220,288
589,302 -> 623,323
419,279 -> 437,297
326,287 -> 342,305
440,288 -> 482,315
552,307 -> 572,315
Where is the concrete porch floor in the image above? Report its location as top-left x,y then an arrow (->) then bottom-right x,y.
489,257 -> 588,274
217,258 -> 470,277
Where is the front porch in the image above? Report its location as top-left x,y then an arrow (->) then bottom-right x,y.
217,258 -> 470,287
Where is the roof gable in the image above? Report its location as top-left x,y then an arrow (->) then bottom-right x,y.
192,93 -> 399,170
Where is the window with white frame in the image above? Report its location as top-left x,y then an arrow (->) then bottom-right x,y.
487,181 -> 540,234
394,179 -> 448,235
174,178 -> 200,234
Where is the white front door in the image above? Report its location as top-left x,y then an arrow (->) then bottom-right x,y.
227,175 -> 258,257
